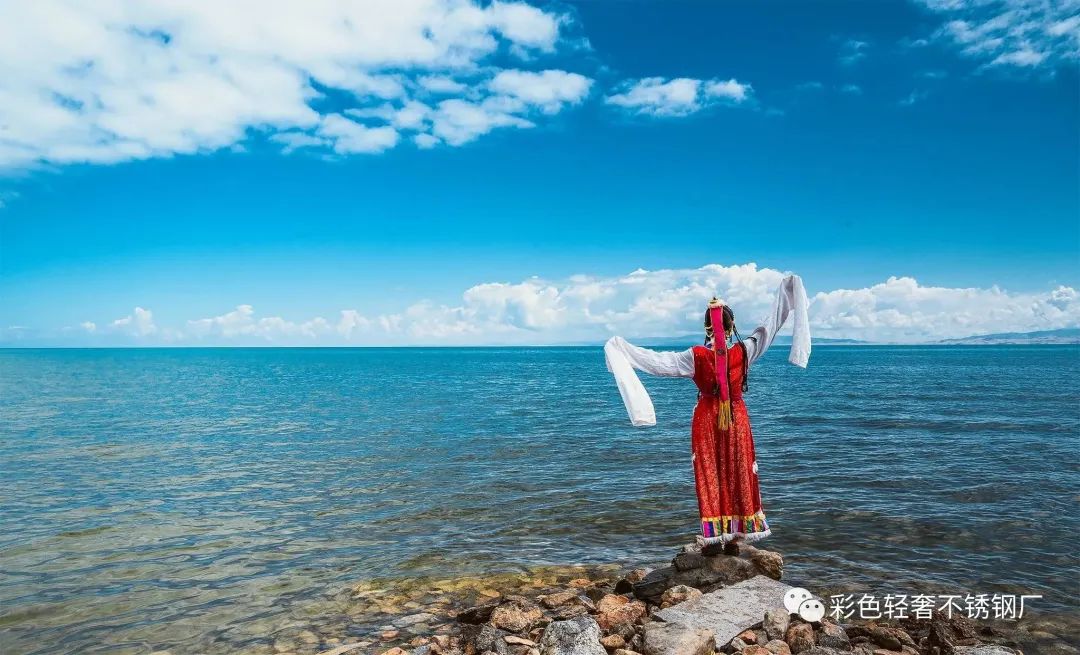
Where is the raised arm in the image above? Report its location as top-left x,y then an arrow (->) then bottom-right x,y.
604,337 -> 694,427
742,274 -> 812,368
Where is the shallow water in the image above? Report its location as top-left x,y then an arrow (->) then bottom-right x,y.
1,345 -> 1077,653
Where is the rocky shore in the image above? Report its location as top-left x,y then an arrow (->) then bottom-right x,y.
274,544 -> 1076,655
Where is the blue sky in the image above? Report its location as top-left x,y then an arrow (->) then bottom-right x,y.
0,0 -> 1077,345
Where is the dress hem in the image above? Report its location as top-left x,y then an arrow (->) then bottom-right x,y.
699,529 -> 772,545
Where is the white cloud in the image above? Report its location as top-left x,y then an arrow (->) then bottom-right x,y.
916,0 -> 1080,69
111,307 -> 156,337
840,84 -> 863,94
316,114 -> 399,154
488,69 -> 593,114
74,266 -> 1080,345
605,76 -> 753,117
0,0 -> 585,169
80,321 -> 96,332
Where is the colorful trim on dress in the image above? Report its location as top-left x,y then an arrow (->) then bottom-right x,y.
701,511 -> 770,540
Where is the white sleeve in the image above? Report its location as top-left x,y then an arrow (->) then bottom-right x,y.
743,274 -> 812,369
604,336 -> 694,427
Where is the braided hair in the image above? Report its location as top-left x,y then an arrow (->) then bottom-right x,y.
703,304 -> 749,392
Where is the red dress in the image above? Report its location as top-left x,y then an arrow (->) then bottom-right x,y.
690,342 -> 770,544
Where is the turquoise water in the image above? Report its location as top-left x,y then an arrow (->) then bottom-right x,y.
0,345 -> 1077,653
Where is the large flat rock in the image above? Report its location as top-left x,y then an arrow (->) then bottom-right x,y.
653,575 -> 792,647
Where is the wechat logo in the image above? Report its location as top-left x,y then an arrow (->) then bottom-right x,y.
784,587 -> 825,623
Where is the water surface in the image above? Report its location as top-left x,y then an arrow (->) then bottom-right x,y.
1,346 -> 1077,653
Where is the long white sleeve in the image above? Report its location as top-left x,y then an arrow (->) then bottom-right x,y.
604,337 -> 694,427
743,274 -> 812,368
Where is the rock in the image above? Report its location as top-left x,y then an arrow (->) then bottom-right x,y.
763,609 -> 791,642
743,547 -> 784,581
641,621 -> 716,655
765,639 -> 792,655
537,616 -> 606,655
673,552 -> 710,572
744,646 -> 774,655
952,648 -> 1021,655
314,645 -> 364,655
817,624 -> 851,651
632,555 -> 763,604
463,624 -> 510,655
786,623 -> 815,654
491,601 -> 545,634
866,628 -> 903,652
552,605 -> 590,621
660,585 -> 702,609
738,630 -> 759,643
872,649 -> 904,655
382,630 -> 401,641
395,613 -> 437,628
540,592 -> 579,609
458,603 -> 500,625
600,634 -> 627,649
613,568 -> 651,594
381,649 -> 409,655
613,651 -> 643,655
595,595 -> 647,632
653,576 -> 793,647
506,635 -> 537,646
803,648 -> 847,655
731,638 -> 752,651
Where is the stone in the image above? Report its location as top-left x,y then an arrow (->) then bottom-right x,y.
744,646 -> 774,655
506,636 -> 537,646
382,630 -> 401,641
653,576 -> 793,648
763,609 -> 791,642
624,569 -> 651,584
458,603 -> 500,624
613,651 -> 643,655
463,624 -> 510,655
540,592 -> 579,609
743,547 -> 784,581
632,555 -> 763,605
537,616 -> 606,655
817,624 -> 851,650
952,648 -> 1021,655
491,601 -> 545,634
866,628 -> 903,652
600,634 -> 627,649
314,646 -> 364,655
396,613 -> 437,628
803,648 -> 847,655
731,638 -> 752,651
641,621 -> 716,655
786,623 -> 815,654
765,639 -> 792,655
738,630 -> 759,643
595,595 -> 647,632
660,585 -> 702,609
381,649 -> 409,655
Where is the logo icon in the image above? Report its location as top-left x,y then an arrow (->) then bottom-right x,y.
782,587 -> 826,623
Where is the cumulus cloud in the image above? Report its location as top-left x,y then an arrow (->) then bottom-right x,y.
74,266 -> 1080,346
605,77 -> 753,116
915,0 -> 1080,69
0,0 -> 589,169
111,307 -> 156,337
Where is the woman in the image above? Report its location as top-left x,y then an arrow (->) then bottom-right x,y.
604,274 -> 810,555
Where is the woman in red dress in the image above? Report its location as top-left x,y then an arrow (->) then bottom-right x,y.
604,274 -> 810,553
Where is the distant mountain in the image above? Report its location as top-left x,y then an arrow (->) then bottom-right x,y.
936,328 -> 1080,345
